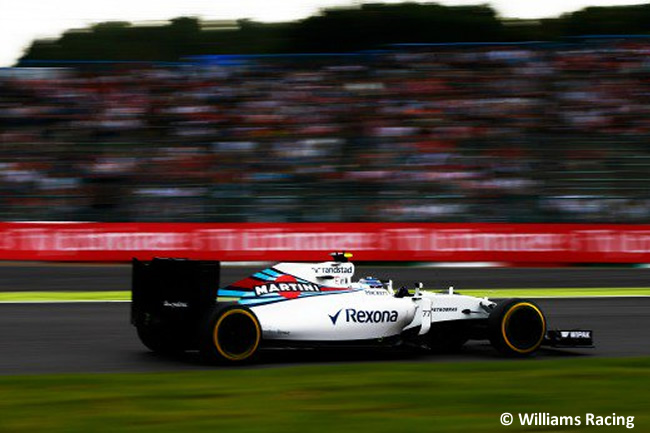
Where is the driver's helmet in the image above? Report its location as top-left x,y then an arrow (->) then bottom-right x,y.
358,277 -> 384,289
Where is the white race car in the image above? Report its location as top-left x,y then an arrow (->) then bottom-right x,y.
131,253 -> 592,363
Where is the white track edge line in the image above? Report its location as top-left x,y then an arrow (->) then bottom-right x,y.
2,295 -> 650,304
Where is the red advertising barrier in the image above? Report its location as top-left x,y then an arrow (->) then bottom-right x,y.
2,222 -> 650,263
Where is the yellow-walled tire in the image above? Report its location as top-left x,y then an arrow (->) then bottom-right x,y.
200,305 -> 262,364
488,299 -> 546,357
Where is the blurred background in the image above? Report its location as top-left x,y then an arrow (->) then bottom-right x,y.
1,6 -> 650,423
2,3 -> 650,224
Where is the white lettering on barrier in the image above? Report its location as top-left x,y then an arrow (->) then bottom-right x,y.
384,228 -> 427,251
192,229 -> 238,251
571,230 -> 650,254
7,229 -> 189,251
571,230 -> 615,253
429,231 -> 566,252
2,225 -> 650,260
193,230 -> 375,251
621,231 -> 650,253
382,229 -> 567,252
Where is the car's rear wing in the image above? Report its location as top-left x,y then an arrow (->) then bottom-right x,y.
131,258 -> 220,336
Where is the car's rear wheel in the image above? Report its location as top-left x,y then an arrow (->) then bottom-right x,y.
200,305 -> 262,364
488,299 -> 546,356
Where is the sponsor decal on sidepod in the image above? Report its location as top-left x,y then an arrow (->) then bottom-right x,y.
329,308 -> 399,325
254,283 -> 320,296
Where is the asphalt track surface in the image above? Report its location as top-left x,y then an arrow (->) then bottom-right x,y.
0,298 -> 648,375
0,264 -> 649,375
2,263 -> 650,292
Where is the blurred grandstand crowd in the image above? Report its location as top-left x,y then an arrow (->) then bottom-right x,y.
1,40 -> 650,222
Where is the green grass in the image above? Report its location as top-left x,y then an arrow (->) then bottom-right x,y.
1,288 -> 650,302
0,291 -> 130,302
0,357 -> 648,432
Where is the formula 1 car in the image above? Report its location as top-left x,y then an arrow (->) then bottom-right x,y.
131,253 -> 593,363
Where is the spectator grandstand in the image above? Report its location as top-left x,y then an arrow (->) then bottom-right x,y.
1,40 -> 650,222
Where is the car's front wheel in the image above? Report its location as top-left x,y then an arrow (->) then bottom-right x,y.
488,299 -> 546,356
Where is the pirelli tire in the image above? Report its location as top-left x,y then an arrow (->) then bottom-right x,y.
200,304 -> 262,364
488,299 -> 546,357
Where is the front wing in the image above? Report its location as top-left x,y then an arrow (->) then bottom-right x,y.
543,330 -> 594,348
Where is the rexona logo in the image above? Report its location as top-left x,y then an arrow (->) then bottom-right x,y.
329,308 -> 399,325
254,283 -> 320,296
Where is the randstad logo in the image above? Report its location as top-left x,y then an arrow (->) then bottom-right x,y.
329,308 -> 398,325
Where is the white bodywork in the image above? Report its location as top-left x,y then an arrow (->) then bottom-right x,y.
224,259 -> 496,343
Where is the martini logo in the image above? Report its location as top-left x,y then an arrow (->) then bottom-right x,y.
329,308 -> 399,324
254,274 -> 320,299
